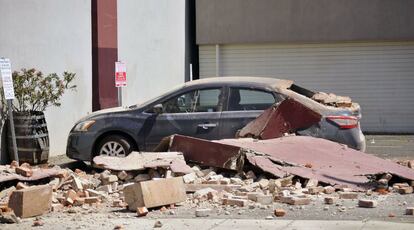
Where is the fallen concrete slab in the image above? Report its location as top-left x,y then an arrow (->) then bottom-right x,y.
167,135 -> 414,190
0,167 -> 61,183
237,98 -> 321,139
93,152 -> 191,173
169,135 -> 246,171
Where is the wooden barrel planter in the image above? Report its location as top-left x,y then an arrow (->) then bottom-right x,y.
7,111 -> 49,164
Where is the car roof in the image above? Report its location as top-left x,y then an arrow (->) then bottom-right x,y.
183,76 -> 294,90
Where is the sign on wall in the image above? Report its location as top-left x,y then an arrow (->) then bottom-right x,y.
0,58 -> 15,99
115,61 -> 127,87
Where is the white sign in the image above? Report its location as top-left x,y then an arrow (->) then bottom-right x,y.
115,61 -> 127,87
0,58 -> 15,100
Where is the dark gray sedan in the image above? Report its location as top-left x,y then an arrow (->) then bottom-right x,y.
66,77 -> 366,161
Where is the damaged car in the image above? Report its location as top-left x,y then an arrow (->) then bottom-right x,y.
66,77 -> 366,161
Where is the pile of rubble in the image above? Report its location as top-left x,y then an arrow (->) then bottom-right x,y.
1,154 -> 414,225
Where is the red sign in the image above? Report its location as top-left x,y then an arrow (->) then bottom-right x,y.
115,61 -> 127,87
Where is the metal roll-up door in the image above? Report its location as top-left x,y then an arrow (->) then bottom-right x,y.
199,42 -> 414,133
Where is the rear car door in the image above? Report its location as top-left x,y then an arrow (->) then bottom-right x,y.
144,87 -> 224,150
219,87 -> 282,139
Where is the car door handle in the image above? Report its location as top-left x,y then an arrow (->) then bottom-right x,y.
197,123 -> 217,129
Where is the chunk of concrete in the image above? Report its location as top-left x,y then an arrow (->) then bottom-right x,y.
8,185 -> 52,218
124,177 -> 186,211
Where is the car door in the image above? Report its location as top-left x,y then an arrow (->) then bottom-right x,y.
144,87 -> 224,150
219,87 -> 282,139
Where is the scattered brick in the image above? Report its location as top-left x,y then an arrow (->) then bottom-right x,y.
324,197 -> 336,205
305,179 -> 318,188
117,171 -> 128,180
16,182 -> 29,190
339,192 -> 358,199
15,166 -> 33,177
358,199 -> 377,208
137,207 -> 149,217
406,207 -> 414,215
274,208 -> 286,217
222,198 -> 247,207
280,196 -> 310,205
397,186 -> 413,194
323,186 -> 335,194
84,197 -> 100,204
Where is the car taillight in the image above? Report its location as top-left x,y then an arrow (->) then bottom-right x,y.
326,116 -> 359,129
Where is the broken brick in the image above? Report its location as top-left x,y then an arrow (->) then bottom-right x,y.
15,166 -> 33,177
16,182 -> 29,190
397,186 -> 413,194
324,197 -> 336,205
274,208 -> 286,217
308,187 -> 324,195
256,195 -> 273,205
280,196 -> 310,205
222,198 -> 247,207
406,207 -> 414,215
358,199 -> 377,208
8,185 -> 52,218
323,186 -> 335,194
101,174 -> 118,185
84,197 -> 100,204
339,192 -> 358,199
117,171 -> 129,180
305,179 -> 318,188
137,207 -> 149,217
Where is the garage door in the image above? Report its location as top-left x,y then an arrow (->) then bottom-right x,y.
199,42 -> 414,133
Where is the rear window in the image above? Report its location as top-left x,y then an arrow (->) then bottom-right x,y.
227,88 -> 276,111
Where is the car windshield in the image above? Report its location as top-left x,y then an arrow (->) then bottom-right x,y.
129,84 -> 185,109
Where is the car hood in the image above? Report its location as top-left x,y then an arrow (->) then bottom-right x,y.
78,106 -> 129,122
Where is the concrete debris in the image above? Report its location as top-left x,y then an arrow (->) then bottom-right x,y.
124,177 -> 186,211
8,185 -> 52,218
195,208 -> 211,217
237,98 -> 322,139
406,207 -> 414,215
311,92 -> 352,107
93,151 -> 190,173
167,134 -> 414,191
274,208 -> 286,217
0,206 -> 20,223
153,220 -> 163,228
358,199 -> 377,208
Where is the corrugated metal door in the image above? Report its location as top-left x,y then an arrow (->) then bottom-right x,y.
199,42 -> 414,133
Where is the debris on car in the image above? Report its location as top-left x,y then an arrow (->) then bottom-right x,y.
237,98 -> 322,139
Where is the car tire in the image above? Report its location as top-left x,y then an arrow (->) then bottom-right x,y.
96,135 -> 133,157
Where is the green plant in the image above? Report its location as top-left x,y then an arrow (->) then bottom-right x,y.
1,68 -> 76,112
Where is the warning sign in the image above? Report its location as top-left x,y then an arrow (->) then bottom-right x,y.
0,58 -> 15,100
115,61 -> 126,87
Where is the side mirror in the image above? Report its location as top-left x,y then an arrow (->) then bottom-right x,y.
153,104 -> 163,114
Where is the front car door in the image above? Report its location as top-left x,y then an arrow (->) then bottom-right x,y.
219,87 -> 283,139
143,87 -> 224,150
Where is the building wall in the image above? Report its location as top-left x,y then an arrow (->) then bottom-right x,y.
118,0 -> 186,106
0,0 -> 92,156
196,0 -> 414,44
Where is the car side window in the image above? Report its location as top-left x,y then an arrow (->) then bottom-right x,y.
162,88 -> 223,113
227,88 -> 276,111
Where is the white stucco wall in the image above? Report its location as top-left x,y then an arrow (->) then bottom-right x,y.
0,0 -> 92,156
118,0 -> 186,106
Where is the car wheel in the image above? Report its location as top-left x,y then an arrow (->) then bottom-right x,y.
96,135 -> 132,157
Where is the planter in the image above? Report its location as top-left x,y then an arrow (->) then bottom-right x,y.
7,111 -> 49,164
